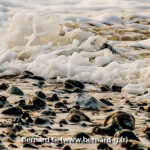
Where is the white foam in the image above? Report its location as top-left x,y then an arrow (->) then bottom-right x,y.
0,0 -> 150,95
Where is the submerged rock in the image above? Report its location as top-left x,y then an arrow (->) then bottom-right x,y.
75,93 -> 106,110
121,140 -> 146,150
0,96 -> 7,108
104,111 -> 135,131
66,108 -> 90,123
0,83 -> 9,90
2,107 -> 23,116
8,86 -> 24,96
114,129 -> 140,141
97,143 -> 113,150
64,80 -> 84,89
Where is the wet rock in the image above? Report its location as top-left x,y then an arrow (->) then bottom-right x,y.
99,84 -> 110,92
0,144 -> 8,150
2,107 -> 23,116
42,109 -> 56,116
8,86 -> 24,96
66,108 -> 90,123
18,99 -> 26,107
8,144 -> 18,148
97,143 -> 113,150
32,76 -> 45,81
13,125 -> 23,132
104,111 -> 135,131
59,119 -> 68,125
114,129 -> 140,141
30,97 -> 46,110
111,85 -> 122,92
146,131 -> 150,140
35,117 -> 54,125
64,80 -> 84,89
99,98 -> 113,106
35,91 -> 47,99
21,112 -> 33,123
92,122 -> 121,136
42,129 -> 49,134
0,96 -> 7,108
0,83 -> 9,90
121,140 -> 146,150
23,143 -> 38,149
47,94 -> 59,101
55,102 -> 67,108
74,132 -> 90,141
20,71 -> 34,79
76,94 -> 106,110
62,145 -> 71,150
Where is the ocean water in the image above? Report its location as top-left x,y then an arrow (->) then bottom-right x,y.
0,0 -> 150,97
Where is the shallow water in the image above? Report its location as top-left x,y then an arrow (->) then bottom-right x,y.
0,0 -> 150,97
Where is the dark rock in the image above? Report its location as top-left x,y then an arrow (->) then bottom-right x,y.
8,144 -> 18,148
0,144 -> 8,150
21,112 -> 33,123
2,107 -> 23,116
31,97 -> 46,110
13,125 -> 23,132
111,85 -> 122,92
99,98 -> 113,106
0,83 -> 9,90
59,119 -> 68,125
42,109 -> 56,116
97,143 -> 113,150
20,71 -> 34,79
35,117 -> 54,125
0,96 -> 7,108
62,145 -> 71,150
92,123 -> 122,136
146,131 -> 150,140
8,86 -> 24,96
35,91 -> 46,99
64,80 -> 84,89
104,111 -> 135,131
32,76 -> 45,81
66,108 -> 90,123
74,132 -> 90,141
23,143 -> 38,149
100,43 -> 120,55
47,94 -> 59,101
121,140 -> 146,150
22,71 -> 34,76
114,129 -> 140,141
55,102 -> 67,108
18,99 -> 26,107
9,133 -> 16,140
99,85 -> 110,92
42,129 -> 49,134
81,123 -> 87,127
